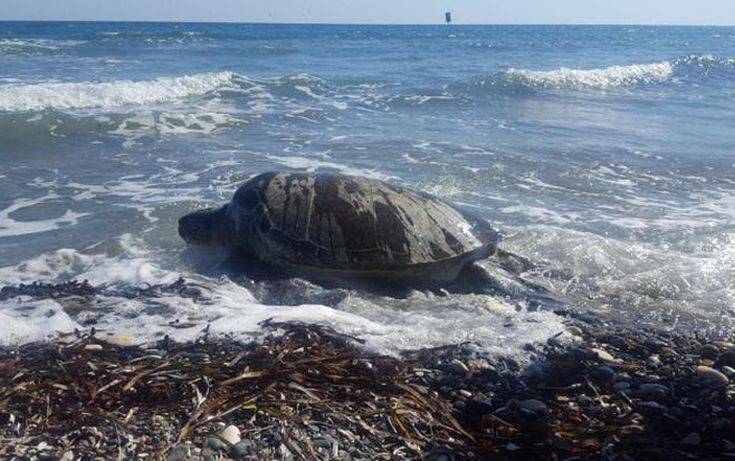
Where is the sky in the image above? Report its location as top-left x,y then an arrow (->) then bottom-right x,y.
0,0 -> 734,26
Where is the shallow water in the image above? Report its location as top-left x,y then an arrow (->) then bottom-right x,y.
1,23 -> 734,355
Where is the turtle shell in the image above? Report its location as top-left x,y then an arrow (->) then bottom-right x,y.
226,172 -> 498,279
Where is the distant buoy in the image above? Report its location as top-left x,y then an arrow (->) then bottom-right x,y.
445,12 -> 452,24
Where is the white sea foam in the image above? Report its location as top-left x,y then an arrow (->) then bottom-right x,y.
0,236 -> 571,357
264,155 -> 397,181
0,38 -> 84,54
0,71 -> 240,112
0,193 -> 88,238
504,225 -> 735,330
505,61 -> 675,89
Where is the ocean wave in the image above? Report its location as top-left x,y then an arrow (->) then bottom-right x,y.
504,61 -> 674,89
0,38 -> 85,55
496,54 -> 734,90
0,71 -> 242,112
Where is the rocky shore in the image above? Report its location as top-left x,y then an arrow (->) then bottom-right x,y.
1,281 -> 734,460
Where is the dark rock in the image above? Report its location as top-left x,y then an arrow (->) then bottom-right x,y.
680,432 -> 701,445
700,344 -> 720,360
465,393 -> 494,417
640,401 -> 668,412
425,449 -> 455,461
638,383 -> 669,398
590,365 -> 615,383
720,365 -> 735,377
446,359 -> 469,375
312,436 -> 335,450
716,351 -> 735,368
696,366 -> 729,386
231,440 -> 252,459
438,374 -> 464,388
514,399 -> 549,420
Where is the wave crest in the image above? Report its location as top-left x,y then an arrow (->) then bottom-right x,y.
504,61 -> 675,89
0,71 -> 241,112
0,38 -> 84,56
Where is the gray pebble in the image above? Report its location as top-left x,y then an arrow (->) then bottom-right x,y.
515,399 -> 548,419
591,348 -> 618,363
206,436 -> 226,451
696,365 -> 730,386
680,432 -> 701,445
716,351 -> 735,368
231,440 -> 252,459
638,383 -> 669,398
448,358 -> 469,375
590,365 -> 616,382
700,344 -> 720,360
641,401 -> 668,412
720,365 -> 735,377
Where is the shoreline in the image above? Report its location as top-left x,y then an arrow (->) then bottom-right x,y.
1,307 -> 733,459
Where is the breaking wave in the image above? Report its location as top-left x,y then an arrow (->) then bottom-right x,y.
492,54 -> 734,90
0,71 -> 242,112
505,61 -> 674,89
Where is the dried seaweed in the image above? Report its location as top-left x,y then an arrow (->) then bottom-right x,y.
0,322 -> 473,460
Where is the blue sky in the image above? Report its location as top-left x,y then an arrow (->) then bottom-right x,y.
1,0 -> 734,25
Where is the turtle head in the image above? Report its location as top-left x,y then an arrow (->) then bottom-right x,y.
178,206 -> 228,247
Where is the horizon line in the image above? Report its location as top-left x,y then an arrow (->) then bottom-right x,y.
0,19 -> 733,27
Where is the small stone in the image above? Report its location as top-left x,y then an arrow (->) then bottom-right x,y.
720,366 -> 735,377
641,401 -> 667,412
638,383 -> 669,398
591,348 -> 618,363
465,393 -> 493,416
680,432 -> 701,445
515,399 -> 548,419
218,425 -> 241,445
696,366 -> 730,386
206,437 -> 226,451
659,347 -> 678,357
716,351 -> 735,368
230,440 -> 252,459
608,336 -> 627,348
647,355 -> 662,367
448,359 -> 469,375
84,344 -> 103,351
166,444 -> 191,461
505,442 -> 521,451
458,389 -> 472,398
312,436 -> 335,450
426,450 -> 454,461
712,341 -> 735,351
700,344 -> 720,360
590,365 -> 615,382
613,381 -> 631,391
567,326 -> 583,337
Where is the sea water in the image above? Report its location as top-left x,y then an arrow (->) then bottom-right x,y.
0,23 -> 733,357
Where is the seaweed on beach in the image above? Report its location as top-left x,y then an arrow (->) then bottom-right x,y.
0,280 -> 98,301
0,321 -> 473,460
0,279 -> 734,460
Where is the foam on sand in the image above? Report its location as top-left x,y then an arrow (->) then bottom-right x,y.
0,236 -> 571,358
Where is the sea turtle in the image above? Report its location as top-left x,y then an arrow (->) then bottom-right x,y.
178,171 -> 501,285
